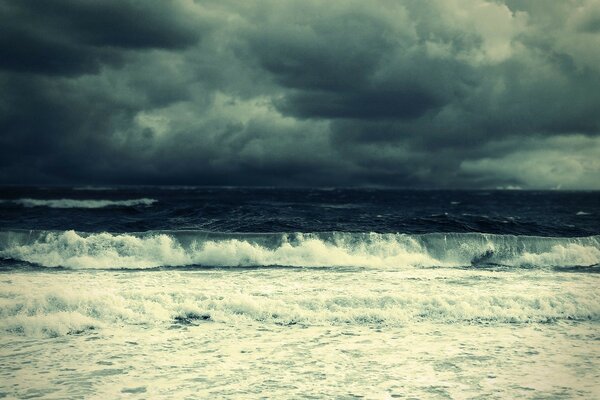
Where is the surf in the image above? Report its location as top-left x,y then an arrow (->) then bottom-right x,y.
0,198 -> 157,208
0,230 -> 598,270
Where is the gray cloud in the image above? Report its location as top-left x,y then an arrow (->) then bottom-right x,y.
0,0 -> 599,188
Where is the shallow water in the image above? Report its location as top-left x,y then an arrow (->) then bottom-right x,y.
1,267 -> 599,399
1,188 -> 599,398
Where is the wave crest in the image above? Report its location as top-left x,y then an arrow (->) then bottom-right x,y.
0,198 -> 157,208
2,279 -> 598,337
1,230 -> 598,270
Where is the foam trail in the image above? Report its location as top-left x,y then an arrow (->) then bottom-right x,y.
0,230 -> 598,269
2,275 -> 599,337
1,198 -> 157,208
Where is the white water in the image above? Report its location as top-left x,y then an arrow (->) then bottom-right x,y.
0,198 -> 157,208
2,269 -> 598,335
1,267 -> 599,398
1,230 -> 599,398
1,230 -> 599,270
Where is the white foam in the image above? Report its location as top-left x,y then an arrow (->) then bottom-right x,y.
515,243 -> 600,267
3,198 -> 157,208
3,312 -> 99,337
1,271 -> 598,337
0,231 -> 440,269
1,230 -> 599,269
190,235 -> 438,268
0,231 -> 189,269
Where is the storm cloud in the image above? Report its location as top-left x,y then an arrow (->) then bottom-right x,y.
1,0 -> 599,188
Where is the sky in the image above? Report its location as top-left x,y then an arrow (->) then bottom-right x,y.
1,0 -> 599,189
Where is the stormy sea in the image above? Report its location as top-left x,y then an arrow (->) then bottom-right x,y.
1,186 -> 598,399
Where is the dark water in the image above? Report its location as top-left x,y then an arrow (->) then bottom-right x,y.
1,186 -> 599,236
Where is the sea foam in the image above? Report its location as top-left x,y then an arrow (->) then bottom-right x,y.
1,271 -> 598,337
1,198 -> 157,208
0,230 -> 598,270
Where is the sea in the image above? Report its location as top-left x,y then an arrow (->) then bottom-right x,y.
0,186 -> 599,399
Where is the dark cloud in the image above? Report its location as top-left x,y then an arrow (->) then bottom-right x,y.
0,0 -> 599,189
275,87 -> 442,120
0,26 -> 116,76
27,0 -> 202,49
0,0 -> 203,76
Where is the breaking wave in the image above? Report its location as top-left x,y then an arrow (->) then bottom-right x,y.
0,198 -> 157,208
0,230 -> 598,270
2,276 -> 598,337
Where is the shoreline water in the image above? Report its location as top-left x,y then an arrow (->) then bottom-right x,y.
2,267 -> 599,398
1,188 -> 599,398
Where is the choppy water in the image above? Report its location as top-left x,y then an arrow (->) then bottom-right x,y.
1,187 -> 599,398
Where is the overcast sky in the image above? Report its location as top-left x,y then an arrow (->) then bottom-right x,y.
1,0 -> 599,189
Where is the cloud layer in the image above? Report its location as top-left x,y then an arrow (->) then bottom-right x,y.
1,0 -> 599,188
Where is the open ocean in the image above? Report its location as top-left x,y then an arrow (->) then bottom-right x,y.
1,186 -> 599,399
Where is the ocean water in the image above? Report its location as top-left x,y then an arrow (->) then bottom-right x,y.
1,187 -> 599,399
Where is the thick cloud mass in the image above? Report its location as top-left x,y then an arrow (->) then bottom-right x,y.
1,0 -> 599,188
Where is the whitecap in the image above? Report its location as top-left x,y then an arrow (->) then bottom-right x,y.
1,198 -> 157,208
0,230 -> 598,270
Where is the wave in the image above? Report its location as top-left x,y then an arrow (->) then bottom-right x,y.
2,276 -> 598,337
0,230 -> 598,270
0,198 -> 157,208
73,186 -> 116,191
